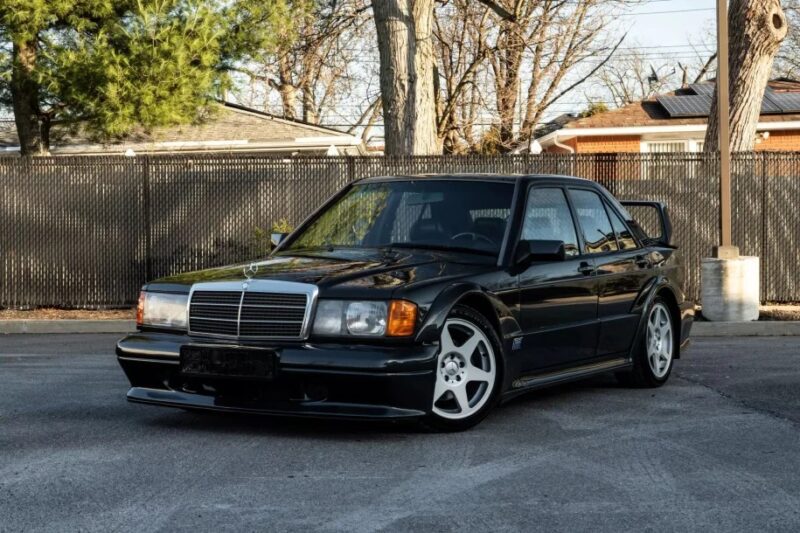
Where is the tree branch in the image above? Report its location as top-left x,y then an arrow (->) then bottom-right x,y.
475,0 -> 516,22
693,53 -> 717,84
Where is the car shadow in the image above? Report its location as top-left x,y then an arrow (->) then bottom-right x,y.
140,406 -> 419,440
135,374 -> 626,438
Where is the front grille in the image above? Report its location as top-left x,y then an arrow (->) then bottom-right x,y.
188,281 -> 315,340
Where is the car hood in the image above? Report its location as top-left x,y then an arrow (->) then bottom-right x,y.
145,249 -> 497,299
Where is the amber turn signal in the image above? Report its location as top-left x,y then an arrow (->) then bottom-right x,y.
387,300 -> 417,337
136,291 -> 145,326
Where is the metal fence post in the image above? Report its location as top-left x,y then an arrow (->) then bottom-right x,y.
347,156 -> 356,184
142,155 -> 152,282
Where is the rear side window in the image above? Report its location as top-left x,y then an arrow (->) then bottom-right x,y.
607,207 -> 638,250
521,188 -> 580,258
569,189 -> 619,254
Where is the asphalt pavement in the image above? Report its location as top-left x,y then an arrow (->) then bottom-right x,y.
1,334 -> 799,532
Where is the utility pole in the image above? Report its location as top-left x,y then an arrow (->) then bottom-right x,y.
715,0 -> 737,259
701,0 -> 759,323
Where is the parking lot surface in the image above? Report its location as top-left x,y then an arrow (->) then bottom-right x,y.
1,334 -> 799,532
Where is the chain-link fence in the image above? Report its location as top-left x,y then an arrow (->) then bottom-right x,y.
1,152 -> 798,308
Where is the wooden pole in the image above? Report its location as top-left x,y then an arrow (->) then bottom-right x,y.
716,0 -> 737,258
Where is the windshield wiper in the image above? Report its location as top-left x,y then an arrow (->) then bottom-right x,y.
379,242 -> 496,256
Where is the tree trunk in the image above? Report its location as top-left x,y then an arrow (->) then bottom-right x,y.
372,0 -> 440,155
495,25 -> 523,152
705,0 -> 788,152
11,41 -> 49,156
301,86 -> 319,124
276,56 -> 298,120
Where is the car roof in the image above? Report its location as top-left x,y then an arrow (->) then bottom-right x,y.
359,173 -> 596,186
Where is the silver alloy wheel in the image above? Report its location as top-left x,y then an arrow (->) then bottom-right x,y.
646,303 -> 673,379
432,318 -> 496,420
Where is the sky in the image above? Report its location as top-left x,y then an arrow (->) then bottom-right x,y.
544,0 -> 719,118
624,0 -> 716,49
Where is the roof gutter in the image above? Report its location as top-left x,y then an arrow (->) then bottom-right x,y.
0,137 -> 365,156
551,132 -> 575,153
537,120 -> 800,147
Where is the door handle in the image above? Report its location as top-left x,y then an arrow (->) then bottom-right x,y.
635,254 -> 650,268
578,262 -> 595,276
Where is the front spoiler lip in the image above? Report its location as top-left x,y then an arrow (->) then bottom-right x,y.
126,387 -> 426,420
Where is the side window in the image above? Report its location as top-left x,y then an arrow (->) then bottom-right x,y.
521,188 -> 580,258
606,206 -> 638,250
569,189 -> 619,254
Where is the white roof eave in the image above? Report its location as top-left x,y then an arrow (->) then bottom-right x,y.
537,120 -> 800,146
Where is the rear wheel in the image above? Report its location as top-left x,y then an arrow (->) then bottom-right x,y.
421,305 -> 502,432
617,297 -> 675,388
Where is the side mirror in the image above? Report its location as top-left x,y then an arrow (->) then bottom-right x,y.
515,239 -> 567,266
271,232 -> 289,248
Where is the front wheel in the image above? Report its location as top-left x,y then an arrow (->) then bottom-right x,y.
421,305 -> 502,432
617,297 -> 675,388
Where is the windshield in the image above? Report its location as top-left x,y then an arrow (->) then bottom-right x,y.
286,179 -> 516,255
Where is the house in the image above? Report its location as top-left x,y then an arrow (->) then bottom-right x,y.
0,101 -> 365,156
537,79 -> 800,153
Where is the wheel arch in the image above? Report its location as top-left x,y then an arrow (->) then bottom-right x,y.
415,283 -> 521,351
631,276 -> 684,359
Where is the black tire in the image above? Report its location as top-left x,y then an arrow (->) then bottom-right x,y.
616,296 -> 676,388
419,305 -> 504,432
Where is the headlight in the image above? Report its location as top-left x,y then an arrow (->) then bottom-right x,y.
312,300 -> 417,337
136,291 -> 188,329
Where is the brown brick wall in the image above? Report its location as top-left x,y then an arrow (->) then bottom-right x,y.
543,130 -> 800,153
575,135 -> 641,153
755,130 -> 800,151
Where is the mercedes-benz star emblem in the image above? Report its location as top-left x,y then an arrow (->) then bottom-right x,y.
243,262 -> 258,280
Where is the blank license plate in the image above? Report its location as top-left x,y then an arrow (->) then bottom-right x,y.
180,345 -> 276,380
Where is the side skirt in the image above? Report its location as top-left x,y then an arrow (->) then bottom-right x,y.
500,357 -> 632,403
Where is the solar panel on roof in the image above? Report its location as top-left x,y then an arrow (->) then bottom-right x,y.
690,83 -> 715,97
657,95 -> 712,118
770,92 -> 800,113
761,92 -> 784,114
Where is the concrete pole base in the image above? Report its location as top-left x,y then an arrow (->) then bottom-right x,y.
701,256 -> 760,322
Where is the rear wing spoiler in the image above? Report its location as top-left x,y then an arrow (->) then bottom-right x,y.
620,201 -> 674,248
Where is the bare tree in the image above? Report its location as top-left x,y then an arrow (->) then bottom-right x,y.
234,1 -> 371,124
597,51 -> 678,107
372,0 -> 439,155
597,44 -> 718,107
433,0 -> 493,153
775,0 -> 800,77
478,0 -> 628,152
372,0 -> 513,155
706,0 -> 788,152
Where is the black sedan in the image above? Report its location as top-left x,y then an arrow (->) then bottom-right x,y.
117,174 -> 693,431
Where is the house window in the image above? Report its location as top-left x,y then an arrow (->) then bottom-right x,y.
645,141 -> 687,153
641,140 -> 704,180
641,140 -> 704,153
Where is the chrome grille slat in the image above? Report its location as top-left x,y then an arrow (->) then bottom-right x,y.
187,280 -> 316,340
190,292 -> 242,304
240,304 -> 306,308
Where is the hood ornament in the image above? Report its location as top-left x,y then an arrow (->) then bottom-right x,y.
243,262 -> 259,281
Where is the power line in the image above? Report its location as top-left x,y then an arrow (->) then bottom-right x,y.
618,7 -> 714,16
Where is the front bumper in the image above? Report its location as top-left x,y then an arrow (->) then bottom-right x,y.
117,332 -> 438,420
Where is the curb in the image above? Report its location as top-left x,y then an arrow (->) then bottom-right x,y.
0,320 -> 136,335
692,321 -> 800,337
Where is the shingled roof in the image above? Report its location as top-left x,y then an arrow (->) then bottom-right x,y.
0,101 -> 364,156
546,79 -> 800,131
